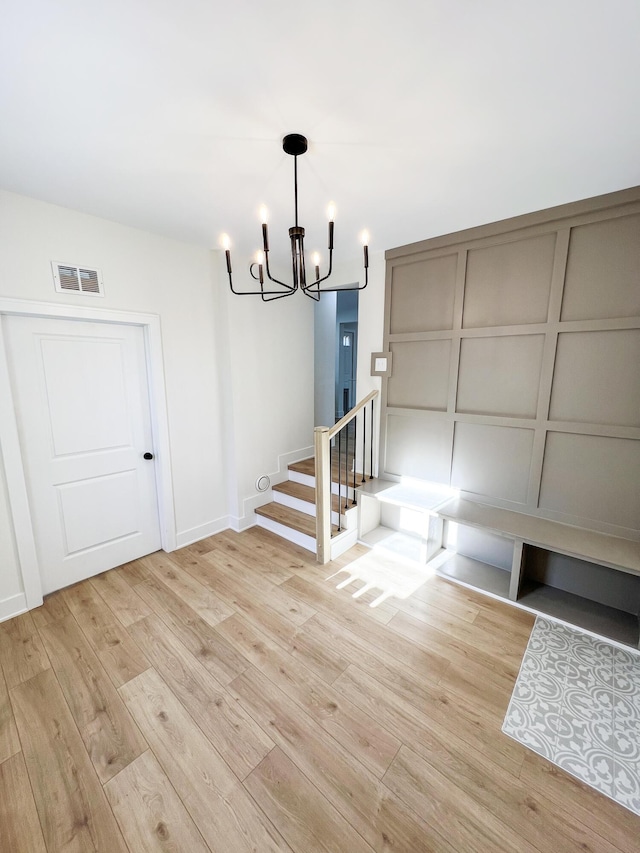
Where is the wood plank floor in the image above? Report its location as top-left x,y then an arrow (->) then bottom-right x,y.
1,527 -> 638,852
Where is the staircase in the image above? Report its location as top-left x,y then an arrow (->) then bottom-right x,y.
255,390 -> 379,562
254,456 -> 358,557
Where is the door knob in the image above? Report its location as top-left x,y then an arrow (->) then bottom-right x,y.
143,452 -> 154,460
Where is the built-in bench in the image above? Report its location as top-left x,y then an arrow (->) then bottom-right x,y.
356,480 -> 640,647
436,497 -> 640,647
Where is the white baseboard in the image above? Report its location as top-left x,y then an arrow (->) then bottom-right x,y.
0,592 -> 27,623
229,515 -> 258,533
330,528 -> 359,560
174,516 -> 231,549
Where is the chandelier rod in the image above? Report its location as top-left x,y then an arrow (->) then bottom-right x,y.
294,153 -> 299,229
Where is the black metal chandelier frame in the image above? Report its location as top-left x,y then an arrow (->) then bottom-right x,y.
222,133 -> 369,302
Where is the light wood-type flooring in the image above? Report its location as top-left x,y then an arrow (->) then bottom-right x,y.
1,527 -> 638,852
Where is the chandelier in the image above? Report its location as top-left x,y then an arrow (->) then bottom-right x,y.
221,133 -> 369,302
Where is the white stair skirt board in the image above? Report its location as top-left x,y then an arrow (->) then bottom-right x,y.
255,515 -> 316,553
503,615 -> 640,816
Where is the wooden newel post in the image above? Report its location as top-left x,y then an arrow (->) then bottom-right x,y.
314,425 -> 332,564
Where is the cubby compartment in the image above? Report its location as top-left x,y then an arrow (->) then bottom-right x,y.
428,497 -> 640,648
437,522 -> 513,598
356,479 -> 454,562
356,487 -> 640,648
519,546 -> 640,647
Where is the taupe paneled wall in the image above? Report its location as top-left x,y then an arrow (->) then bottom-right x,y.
381,187 -> 640,538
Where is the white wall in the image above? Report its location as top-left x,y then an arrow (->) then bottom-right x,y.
0,190 -> 314,612
223,266 -> 315,524
326,252 -> 386,471
314,291 -> 337,428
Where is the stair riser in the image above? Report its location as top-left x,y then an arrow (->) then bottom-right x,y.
332,484 -> 355,501
273,491 -> 354,527
288,470 -> 315,489
286,470 -> 355,501
254,516 -> 316,554
273,491 -> 316,518
268,458 -> 360,556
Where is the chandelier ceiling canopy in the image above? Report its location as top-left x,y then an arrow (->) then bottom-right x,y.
221,134 -> 369,302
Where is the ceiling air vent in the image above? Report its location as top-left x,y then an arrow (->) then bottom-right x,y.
51,262 -> 104,297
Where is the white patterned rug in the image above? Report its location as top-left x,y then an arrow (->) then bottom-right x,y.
503,616 -> 640,815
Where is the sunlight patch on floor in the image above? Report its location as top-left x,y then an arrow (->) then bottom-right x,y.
326,547 -> 437,607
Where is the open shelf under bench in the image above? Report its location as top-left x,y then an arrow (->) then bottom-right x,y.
437,497 -> 640,648
356,482 -> 640,647
356,478 -> 456,564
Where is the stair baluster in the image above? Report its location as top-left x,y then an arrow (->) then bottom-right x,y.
314,389 -> 378,564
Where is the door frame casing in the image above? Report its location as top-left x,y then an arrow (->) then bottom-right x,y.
0,298 -> 177,609
337,321 -> 358,419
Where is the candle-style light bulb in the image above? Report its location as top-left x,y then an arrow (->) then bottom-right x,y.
259,205 -> 269,252
312,252 -> 320,280
327,204 -> 335,252
220,233 -> 232,274
360,229 -> 369,269
255,250 -> 264,284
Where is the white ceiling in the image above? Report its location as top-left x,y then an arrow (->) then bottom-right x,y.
1,0 -> 639,266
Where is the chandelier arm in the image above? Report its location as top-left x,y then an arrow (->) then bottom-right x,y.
260,288 -> 296,302
260,222 -> 295,292
258,262 -> 297,302
302,247 -> 334,292
226,263 -> 294,297
305,265 -> 369,294
303,287 -> 321,302
262,251 -> 297,292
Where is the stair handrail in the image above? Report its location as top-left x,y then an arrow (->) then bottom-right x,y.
327,390 -> 378,439
314,389 -> 379,564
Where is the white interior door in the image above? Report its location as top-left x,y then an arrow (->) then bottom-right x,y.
2,315 -> 162,594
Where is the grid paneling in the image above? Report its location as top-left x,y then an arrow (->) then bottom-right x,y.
382,187 -> 640,536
